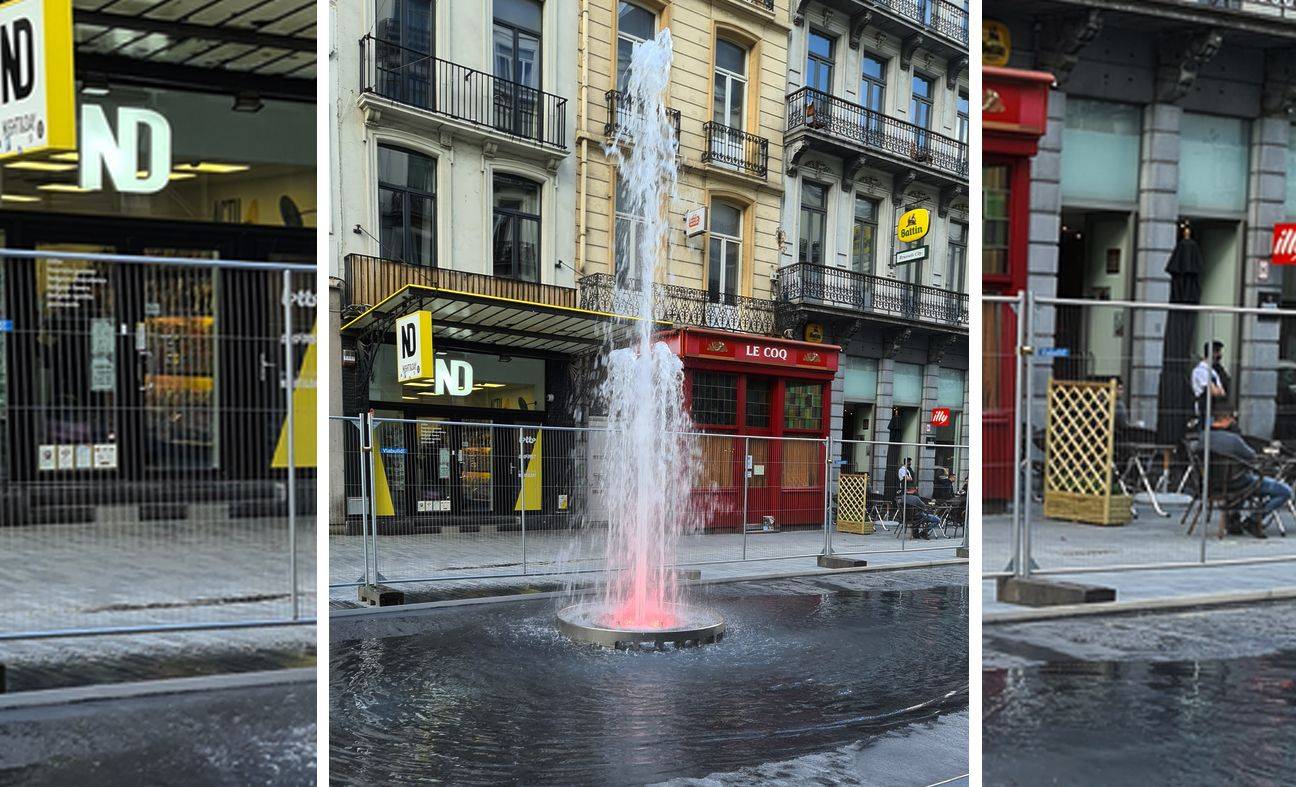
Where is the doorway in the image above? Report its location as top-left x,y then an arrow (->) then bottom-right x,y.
841,402 -> 873,477
1054,210 -> 1135,380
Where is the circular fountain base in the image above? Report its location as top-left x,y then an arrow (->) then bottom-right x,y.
556,602 -> 724,650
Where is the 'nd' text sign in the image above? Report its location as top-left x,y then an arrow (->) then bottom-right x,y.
0,0 -> 75,158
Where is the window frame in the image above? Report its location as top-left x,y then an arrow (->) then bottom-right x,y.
615,1 -> 656,92
376,143 -> 438,268
798,180 -> 829,266
852,194 -> 880,274
491,173 -> 543,283
712,38 -> 749,131
805,29 -> 836,94
947,220 -> 968,293
707,198 -> 744,303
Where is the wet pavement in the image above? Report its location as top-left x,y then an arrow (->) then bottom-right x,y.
332,566 -> 969,786
984,602 -> 1296,786
0,678 -> 316,786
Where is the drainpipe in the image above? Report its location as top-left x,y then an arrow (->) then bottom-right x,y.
575,0 -> 591,279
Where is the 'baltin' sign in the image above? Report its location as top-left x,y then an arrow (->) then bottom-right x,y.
896,208 -> 931,244
0,0 -> 74,158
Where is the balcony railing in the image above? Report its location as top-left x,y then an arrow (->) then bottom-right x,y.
701,121 -> 770,178
786,87 -> 968,180
359,34 -> 567,149
879,0 -> 969,44
343,254 -> 577,313
579,273 -> 777,336
604,90 -> 682,143
777,262 -> 968,328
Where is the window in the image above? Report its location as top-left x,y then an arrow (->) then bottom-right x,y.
784,381 -> 823,431
692,371 -> 737,426
713,39 -> 747,129
910,74 -> 934,143
860,54 -> 886,137
374,0 -> 434,107
493,0 -> 542,138
852,195 -> 879,273
799,181 -> 828,265
956,90 -> 969,143
805,30 -> 835,94
616,2 -> 655,92
613,177 -> 644,288
708,199 -> 743,302
947,221 -> 967,292
492,174 -> 541,282
983,165 -> 1011,276
746,378 -> 772,428
377,145 -> 436,266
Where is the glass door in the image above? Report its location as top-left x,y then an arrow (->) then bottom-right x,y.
493,0 -> 543,139
711,39 -> 747,164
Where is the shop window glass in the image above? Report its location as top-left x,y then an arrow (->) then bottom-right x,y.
745,378 -> 771,428
1061,99 -> 1141,206
696,435 -> 737,489
892,362 -> 923,405
782,439 -> 820,487
806,30 -> 835,94
1179,112 -> 1250,215
492,175 -> 541,283
983,164 -> 1010,276
691,371 -> 737,426
784,381 -> 822,431
378,145 -> 437,267
143,265 -> 218,470
932,411 -> 962,484
0,250 -> 6,479
374,0 -> 434,107
844,357 -> 878,401
799,181 -> 828,265
616,2 -> 656,92
370,348 -> 546,411
937,367 -> 965,406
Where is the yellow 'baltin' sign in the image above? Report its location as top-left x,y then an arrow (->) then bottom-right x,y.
896,208 -> 931,244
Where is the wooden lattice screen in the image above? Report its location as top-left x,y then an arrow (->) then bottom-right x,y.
1042,378 -> 1132,525
836,472 -> 873,534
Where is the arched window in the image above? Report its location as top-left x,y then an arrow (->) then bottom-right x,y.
708,199 -> 743,302
616,2 -> 656,91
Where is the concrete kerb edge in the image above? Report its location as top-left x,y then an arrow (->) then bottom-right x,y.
330,558 -> 971,619
0,667 -> 317,711
983,585 -> 1296,625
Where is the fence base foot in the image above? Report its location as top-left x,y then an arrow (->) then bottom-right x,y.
996,576 -> 1115,607
956,547 -> 969,558
817,555 -> 868,569
672,569 -> 702,582
358,584 -> 405,607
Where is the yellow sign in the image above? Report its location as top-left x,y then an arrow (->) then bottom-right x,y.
271,323 -> 318,469
896,208 -> 931,244
396,310 -> 434,383
0,0 -> 76,159
983,21 -> 1011,68
804,323 -> 824,343
514,430 -> 542,512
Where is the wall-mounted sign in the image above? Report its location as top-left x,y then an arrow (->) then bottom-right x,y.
895,246 -> 929,265
1272,223 -> 1296,266
930,407 -> 951,428
684,207 -> 706,238
896,208 -> 930,244
433,358 -> 473,396
396,310 -> 434,382
803,323 -> 824,343
683,333 -> 840,372
80,104 -> 172,194
983,21 -> 1011,68
0,0 -> 75,159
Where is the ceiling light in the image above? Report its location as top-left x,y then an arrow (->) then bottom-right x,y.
232,92 -> 264,113
405,382 -> 433,388
80,73 -> 110,96
134,170 -> 198,181
174,162 -> 251,174
6,161 -> 77,172
0,194 -> 40,203
37,183 -> 92,193
49,151 -> 79,162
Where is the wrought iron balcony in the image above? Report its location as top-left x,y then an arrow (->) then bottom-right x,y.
701,121 -> 770,179
804,0 -> 968,52
359,35 -> 567,149
777,262 -> 968,330
786,87 -> 968,182
342,254 -> 577,315
604,90 -> 682,143
888,0 -> 969,44
579,273 -> 777,336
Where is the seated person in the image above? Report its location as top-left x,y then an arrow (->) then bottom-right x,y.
931,467 -> 955,500
899,482 -> 941,539
1203,415 -> 1291,539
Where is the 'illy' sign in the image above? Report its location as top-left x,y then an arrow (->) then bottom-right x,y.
0,0 -> 75,158
1273,223 -> 1296,266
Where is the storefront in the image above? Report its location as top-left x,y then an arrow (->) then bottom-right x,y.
0,5 -> 315,501
982,65 -> 1052,502
662,328 -> 840,530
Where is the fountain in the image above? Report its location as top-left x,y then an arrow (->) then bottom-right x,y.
556,30 -> 724,649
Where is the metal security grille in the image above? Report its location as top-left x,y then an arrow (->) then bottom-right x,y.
0,250 -> 316,640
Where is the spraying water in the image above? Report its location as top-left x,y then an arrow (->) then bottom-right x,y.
594,30 -> 700,631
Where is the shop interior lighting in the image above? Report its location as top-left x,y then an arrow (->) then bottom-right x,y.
0,194 -> 40,203
232,92 -> 264,113
49,151 -> 79,162
174,162 -> 251,174
6,161 -> 77,172
80,73 -> 110,96
37,183 -> 92,193
478,383 -> 506,388
405,381 -> 433,388
135,170 -> 198,181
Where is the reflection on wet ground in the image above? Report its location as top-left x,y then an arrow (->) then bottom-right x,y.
331,571 -> 969,786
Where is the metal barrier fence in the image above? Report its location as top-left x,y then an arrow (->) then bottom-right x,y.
327,415 -> 968,592
987,292 -> 1296,580
0,250 -> 316,639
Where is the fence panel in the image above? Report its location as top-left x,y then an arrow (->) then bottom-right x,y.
0,252 -> 315,639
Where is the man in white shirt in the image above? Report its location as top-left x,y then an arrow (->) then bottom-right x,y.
1192,341 -> 1226,419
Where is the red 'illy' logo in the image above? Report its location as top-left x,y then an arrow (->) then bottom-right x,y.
1274,224 -> 1296,265
930,407 -> 951,427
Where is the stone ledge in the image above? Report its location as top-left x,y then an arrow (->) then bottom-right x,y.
996,575 -> 1116,607
817,555 -> 869,569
